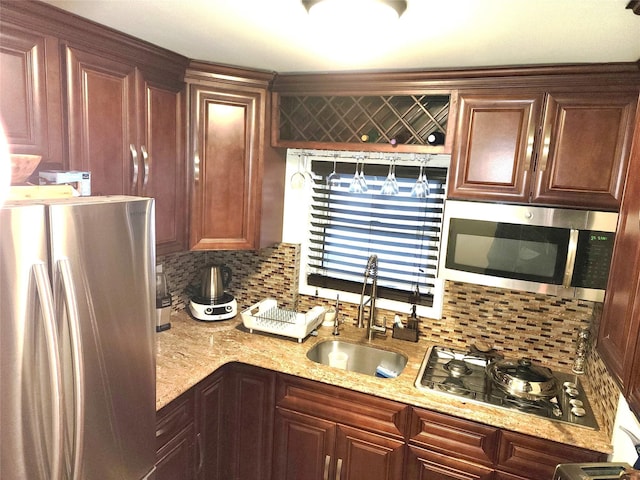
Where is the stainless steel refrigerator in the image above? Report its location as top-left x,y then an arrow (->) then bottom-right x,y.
1,196 -> 157,480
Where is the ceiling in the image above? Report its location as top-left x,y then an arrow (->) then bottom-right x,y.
39,0 -> 640,74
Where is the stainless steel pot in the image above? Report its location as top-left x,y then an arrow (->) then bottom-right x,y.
486,358 -> 558,401
200,264 -> 232,302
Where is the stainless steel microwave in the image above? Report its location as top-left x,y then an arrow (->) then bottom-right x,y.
438,200 -> 619,302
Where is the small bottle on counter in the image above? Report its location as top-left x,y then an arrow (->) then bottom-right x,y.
572,326 -> 590,374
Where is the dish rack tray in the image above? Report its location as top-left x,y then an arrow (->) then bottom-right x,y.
241,298 -> 325,343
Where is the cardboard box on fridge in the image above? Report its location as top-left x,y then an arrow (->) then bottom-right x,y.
39,170 -> 91,196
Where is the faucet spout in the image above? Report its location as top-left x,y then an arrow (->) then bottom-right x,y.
357,254 -> 385,340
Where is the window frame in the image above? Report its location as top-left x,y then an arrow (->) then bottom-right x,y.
282,149 -> 449,320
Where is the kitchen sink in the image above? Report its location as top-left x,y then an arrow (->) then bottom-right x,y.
306,340 -> 407,378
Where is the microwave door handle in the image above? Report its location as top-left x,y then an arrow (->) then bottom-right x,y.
563,229 -> 579,288
56,258 -> 85,479
32,262 -> 64,480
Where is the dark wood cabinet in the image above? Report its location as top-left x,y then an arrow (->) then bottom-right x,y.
64,44 -> 187,253
226,364 -> 275,480
186,63 -> 286,251
449,92 -> 543,204
450,90 -> 637,209
156,390 -> 196,480
405,446 -> 494,480
597,100 -> 640,416
157,365 -> 608,480
495,430 -> 605,480
273,407 -> 405,480
0,1 -> 188,253
0,21 -> 63,164
274,374 -> 407,480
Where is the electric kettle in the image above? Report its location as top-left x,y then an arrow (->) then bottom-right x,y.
200,264 -> 232,302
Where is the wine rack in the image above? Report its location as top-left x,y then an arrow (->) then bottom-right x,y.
276,94 -> 451,149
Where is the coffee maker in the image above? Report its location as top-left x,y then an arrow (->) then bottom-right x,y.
156,272 -> 172,332
189,265 -> 237,321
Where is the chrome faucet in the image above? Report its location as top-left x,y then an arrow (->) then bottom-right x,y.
357,254 -> 386,340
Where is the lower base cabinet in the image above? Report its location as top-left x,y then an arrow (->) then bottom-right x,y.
155,364 -> 607,480
155,390 -> 196,480
273,408 -> 405,480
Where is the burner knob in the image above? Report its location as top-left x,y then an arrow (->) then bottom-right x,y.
225,304 -> 233,312
571,406 -> 586,417
205,307 -> 213,315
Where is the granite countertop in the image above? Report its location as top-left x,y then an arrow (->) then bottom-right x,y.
156,311 -> 613,454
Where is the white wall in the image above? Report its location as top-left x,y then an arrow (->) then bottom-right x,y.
610,393 -> 640,466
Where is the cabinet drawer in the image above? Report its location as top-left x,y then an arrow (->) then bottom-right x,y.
156,390 -> 195,451
406,445 -> 495,480
276,373 -> 409,438
497,430 -> 606,479
409,407 -> 499,466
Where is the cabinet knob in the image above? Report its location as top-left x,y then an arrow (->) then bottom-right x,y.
323,454 -> 330,480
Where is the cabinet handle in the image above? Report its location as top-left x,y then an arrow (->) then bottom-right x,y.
335,458 -> 343,480
323,455 -> 330,480
537,128 -> 552,173
140,145 -> 150,192
196,432 -> 204,473
130,144 -> 139,190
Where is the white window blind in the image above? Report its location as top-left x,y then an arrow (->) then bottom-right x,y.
306,160 -> 447,307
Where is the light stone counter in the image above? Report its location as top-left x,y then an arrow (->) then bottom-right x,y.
156,311 -> 613,454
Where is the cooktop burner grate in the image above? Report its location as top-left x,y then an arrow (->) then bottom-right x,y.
415,345 -> 599,430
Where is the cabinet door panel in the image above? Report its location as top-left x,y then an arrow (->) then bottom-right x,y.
195,370 -> 230,480
64,45 -> 137,195
0,25 -> 62,163
405,445 -> 494,480
229,365 -> 275,480
155,424 -> 195,480
190,87 -> 261,250
336,424 -> 404,480
532,92 -> 637,209
273,408 -> 335,480
449,93 -> 543,202
598,99 -> 640,401
142,79 -> 186,255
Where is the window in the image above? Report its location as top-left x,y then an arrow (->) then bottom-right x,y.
282,150 -> 449,319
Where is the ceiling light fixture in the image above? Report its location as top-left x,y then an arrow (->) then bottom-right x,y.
302,0 -> 408,20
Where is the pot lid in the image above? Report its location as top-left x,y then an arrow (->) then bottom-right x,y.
494,358 -> 554,383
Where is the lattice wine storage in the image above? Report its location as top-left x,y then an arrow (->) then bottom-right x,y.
276,94 -> 451,149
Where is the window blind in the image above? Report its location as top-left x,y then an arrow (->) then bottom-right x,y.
307,161 -> 447,306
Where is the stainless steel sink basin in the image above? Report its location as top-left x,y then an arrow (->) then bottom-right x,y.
306,340 -> 407,378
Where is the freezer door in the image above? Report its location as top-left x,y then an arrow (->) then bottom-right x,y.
1,205 -> 64,480
48,197 -> 156,480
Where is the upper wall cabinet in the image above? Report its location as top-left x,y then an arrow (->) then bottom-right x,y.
186,63 -> 286,251
64,45 -> 187,254
0,22 -> 63,164
449,90 -> 638,210
1,0 -> 189,254
597,99 -> 640,416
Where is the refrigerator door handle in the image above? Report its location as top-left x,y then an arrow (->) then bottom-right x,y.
32,262 -> 64,480
56,258 -> 85,479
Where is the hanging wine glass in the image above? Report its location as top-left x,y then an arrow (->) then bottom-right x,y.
380,159 -> 397,195
357,157 -> 368,192
348,159 -> 363,193
410,158 -> 431,198
291,154 -> 306,189
327,157 -> 341,187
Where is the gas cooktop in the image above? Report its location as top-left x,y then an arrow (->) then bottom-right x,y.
415,345 -> 599,430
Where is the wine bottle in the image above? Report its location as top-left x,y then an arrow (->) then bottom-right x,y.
426,131 -> 445,145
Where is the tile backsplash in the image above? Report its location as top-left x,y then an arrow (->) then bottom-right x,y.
159,242 -> 619,439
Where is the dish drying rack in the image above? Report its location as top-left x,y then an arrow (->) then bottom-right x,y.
241,298 -> 325,343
